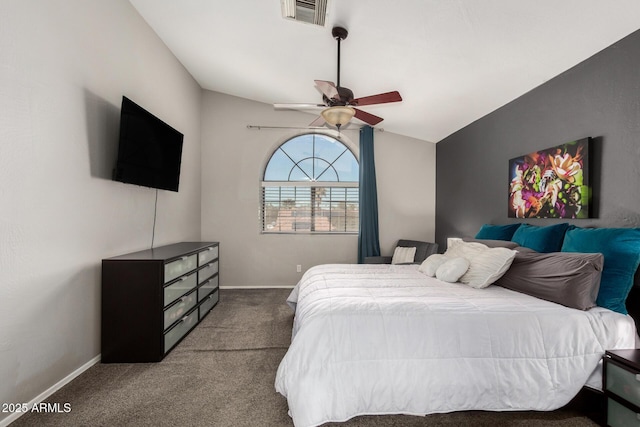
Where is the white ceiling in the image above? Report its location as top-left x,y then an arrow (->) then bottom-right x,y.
129,0 -> 640,142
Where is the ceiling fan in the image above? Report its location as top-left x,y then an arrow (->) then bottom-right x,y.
274,26 -> 402,130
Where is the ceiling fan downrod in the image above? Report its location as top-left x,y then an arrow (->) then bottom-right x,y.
332,26 -> 348,89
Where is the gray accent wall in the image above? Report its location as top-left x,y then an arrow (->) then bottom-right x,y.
435,29 -> 640,249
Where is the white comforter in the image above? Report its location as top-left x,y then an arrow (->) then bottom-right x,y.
275,264 -> 637,427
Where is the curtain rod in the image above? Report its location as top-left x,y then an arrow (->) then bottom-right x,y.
246,125 -> 384,132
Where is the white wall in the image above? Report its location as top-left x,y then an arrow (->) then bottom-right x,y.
0,1 -> 202,422
200,91 -> 436,287
0,1 -> 436,418
375,130 -> 437,254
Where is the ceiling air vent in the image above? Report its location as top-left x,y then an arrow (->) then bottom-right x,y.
281,0 -> 328,27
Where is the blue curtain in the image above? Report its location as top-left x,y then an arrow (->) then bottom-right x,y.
358,125 -> 381,263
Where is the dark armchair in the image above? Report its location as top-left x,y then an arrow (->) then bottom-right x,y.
364,239 -> 439,265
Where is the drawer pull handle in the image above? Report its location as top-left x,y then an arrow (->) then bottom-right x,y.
180,276 -> 188,282
181,256 -> 188,261
180,296 -> 187,302
180,316 -> 188,323
208,247 -> 214,251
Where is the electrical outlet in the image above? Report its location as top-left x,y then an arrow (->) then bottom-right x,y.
296,264 -> 302,273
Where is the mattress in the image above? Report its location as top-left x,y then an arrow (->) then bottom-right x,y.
275,263 -> 637,427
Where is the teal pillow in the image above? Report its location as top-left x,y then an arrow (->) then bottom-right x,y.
475,224 -> 521,241
561,227 -> 640,314
511,223 -> 571,253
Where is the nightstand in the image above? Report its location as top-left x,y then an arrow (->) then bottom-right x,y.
604,349 -> 640,426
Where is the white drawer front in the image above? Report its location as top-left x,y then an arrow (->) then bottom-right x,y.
163,271 -> 197,306
198,246 -> 218,266
607,362 -> 640,409
164,254 -> 197,283
199,289 -> 219,320
164,290 -> 197,330
164,309 -> 197,353
198,275 -> 219,301
608,397 -> 640,427
198,260 -> 218,284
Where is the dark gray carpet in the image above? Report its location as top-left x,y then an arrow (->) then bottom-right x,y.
11,289 -> 599,427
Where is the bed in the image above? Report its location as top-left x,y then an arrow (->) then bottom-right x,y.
275,238 -> 640,427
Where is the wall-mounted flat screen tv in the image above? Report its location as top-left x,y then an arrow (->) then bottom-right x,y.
113,96 -> 184,192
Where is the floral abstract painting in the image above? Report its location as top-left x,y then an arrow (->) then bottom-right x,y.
508,138 -> 591,218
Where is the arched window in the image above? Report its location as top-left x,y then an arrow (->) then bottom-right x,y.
261,133 -> 359,233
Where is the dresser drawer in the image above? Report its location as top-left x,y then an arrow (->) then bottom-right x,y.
198,260 -> 218,284
608,397 -> 640,427
198,275 -> 219,301
164,289 -> 197,330
164,308 -> 198,353
199,289 -> 219,320
607,361 -> 640,408
164,254 -> 197,283
198,246 -> 218,266
163,271 -> 198,306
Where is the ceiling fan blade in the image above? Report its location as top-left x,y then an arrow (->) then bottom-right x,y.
309,116 -> 326,127
314,80 -> 339,100
274,103 -> 325,110
352,91 -> 402,106
354,108 -> 384,126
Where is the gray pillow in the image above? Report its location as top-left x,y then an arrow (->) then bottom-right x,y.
462,237 -> 521,249
463,237 -> 537,254
495,252 -> 604,310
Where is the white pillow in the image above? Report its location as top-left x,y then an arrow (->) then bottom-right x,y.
391,246 -> 417,264
435,257 -> 470,283
442,238 -> 468,257
418,254 -> 448,276
447,241 -> 516,288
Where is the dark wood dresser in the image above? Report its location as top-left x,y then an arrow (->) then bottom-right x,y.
101,242 -> 219,363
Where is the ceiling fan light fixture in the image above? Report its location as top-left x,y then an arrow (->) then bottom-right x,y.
321,106 -> 355,129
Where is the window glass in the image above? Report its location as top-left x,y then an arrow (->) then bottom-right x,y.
261,134 -> 359,233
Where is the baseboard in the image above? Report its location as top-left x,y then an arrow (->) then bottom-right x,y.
220,285 -> 295,289
0,354 -> 101,427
